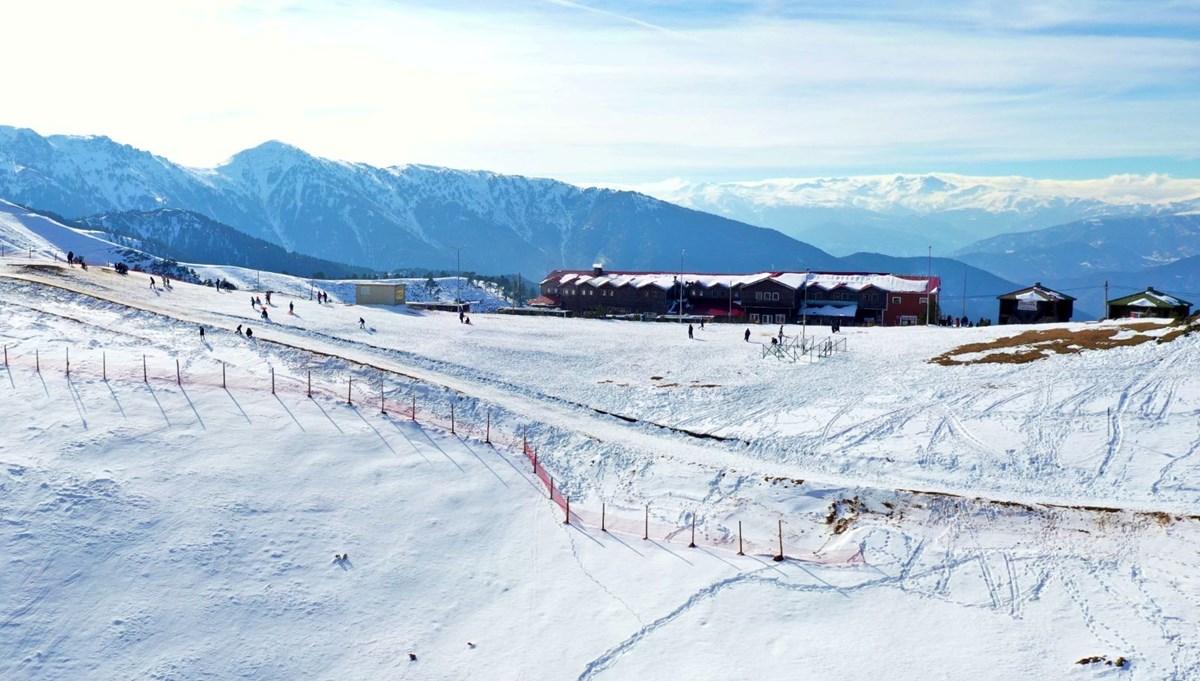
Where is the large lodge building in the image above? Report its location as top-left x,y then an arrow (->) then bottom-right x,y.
534,266 -> 940,326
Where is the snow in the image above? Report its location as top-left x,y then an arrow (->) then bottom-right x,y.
3,215 -> 1200,678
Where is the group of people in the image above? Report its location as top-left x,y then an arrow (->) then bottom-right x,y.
939,315 -> 985,328
458,310 -> 471,325
317,290 -> 330,304
148,274 -> 171,289
64,250 -> 87,270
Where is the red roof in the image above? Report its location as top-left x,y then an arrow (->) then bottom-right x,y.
528,295 -> 560,307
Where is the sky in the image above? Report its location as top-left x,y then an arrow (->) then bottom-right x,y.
2,0 -> 1199,184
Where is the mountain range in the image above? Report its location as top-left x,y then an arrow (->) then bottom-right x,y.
4,124 -> 1198,321
0,126 -> 833,277
631,175 -> 1200,258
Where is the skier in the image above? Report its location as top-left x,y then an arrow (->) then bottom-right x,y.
688,323 -> 693,340
236,324 -> 243,335
251,295 -> 256,309
459,309 -> 465,323
699,319 -> 705,330
289,301 -> 294,315
149,276 -> 156,289
199,326 -> 205,340
265,291 -> 272,304
261,308 -> 269,321
245,327 -> 253,339
67,250 -> 74,266
359,317 -> 366,329
744,328 -> 750,342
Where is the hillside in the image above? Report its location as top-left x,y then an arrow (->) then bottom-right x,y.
77,208 -> 373,279
0,127 -> 835,276
2,254 -> 1199,679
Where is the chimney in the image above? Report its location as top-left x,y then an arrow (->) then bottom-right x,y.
593,263 -> 604,277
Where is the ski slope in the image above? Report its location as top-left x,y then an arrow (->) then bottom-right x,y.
2,225 -> 1200,678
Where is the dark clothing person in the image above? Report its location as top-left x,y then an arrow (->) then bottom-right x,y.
199,326 -> 205,339
359,317 -> 365,329
688,324 -> 693,339
236,324 -> 243,335
251,296 -> 256,308
262,308 -> 269,320
245,327 -> 253,339
744,328 -> 751,342
150,277 -> 156,289
289,302 -> 294,314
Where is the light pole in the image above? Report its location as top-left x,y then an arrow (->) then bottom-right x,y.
678,248 -> 685,322
801,264 -> 810,345
927,245 -> 933,325
451,245 -> 466,303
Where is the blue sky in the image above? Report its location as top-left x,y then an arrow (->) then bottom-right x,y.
2,0 -> 1198,184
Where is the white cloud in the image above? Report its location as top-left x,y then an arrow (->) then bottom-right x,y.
1,0 -> 1197,182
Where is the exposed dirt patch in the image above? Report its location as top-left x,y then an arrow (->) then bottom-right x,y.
930,319 -> 1192,366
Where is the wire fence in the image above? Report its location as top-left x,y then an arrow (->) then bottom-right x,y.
1,341 -> 863,567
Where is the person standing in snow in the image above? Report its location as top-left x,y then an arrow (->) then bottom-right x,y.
359,317 -> 366,329
262,308 -> 269,321
149,276 -> 156,289
744,328 -> 751,342
289,301 -> 294,315
199,326 -> 205,340
251,295 -> 256,309
688,323 -> 693,339
236,324 -> 243,335
67,250 -> 74,266
245,327 -> 253,339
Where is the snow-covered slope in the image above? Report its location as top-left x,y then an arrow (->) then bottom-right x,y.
2,255 -> 1199,679
630,174 -> 1200,256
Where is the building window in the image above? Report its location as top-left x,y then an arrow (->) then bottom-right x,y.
892,296 -> 901,304
919,297 -> 928,304
750,313 -> 760,323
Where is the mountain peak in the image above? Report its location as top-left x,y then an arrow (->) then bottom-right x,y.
220,139 -> 314,170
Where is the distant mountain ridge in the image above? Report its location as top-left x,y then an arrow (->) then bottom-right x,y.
75,208 -> 370,279
0,126 -> 834,277
630,174 -> 1200,257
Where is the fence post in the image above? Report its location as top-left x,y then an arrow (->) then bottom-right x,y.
644,504 -> 649,541
380,384 -> 385,415
549,476 -> 554,500
601,502 -> 607,532
176,359 -> 181,385
774,519 -> 784,562
66,348 -> 69,377
143,354 -> 147,382
689,513 -> 696,548
3,345 -> 6,367
738,521 -> 744,555
451,402 -> 455,434
347,377 -> 352,405
411,393 -> 416,421
222,361 -> 226,388
102,352 -> 106,381
307,370 -> 312,398
271,367 -> 275,394
486,410 -> 491,444
36,349 -> 39,373
564,496 -> 570,525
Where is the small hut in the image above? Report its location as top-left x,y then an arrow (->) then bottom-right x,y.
996,282 -> 1074,324
1106,288 -> 1192,320
354,283 -> 406,306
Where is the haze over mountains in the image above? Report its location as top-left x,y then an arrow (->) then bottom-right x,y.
633,175 -> 1200,258
1,124 -> 1198,321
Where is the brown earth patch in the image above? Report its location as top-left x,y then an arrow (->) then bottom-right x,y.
930,321 -> 1191,366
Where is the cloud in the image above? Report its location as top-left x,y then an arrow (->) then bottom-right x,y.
1,0 -> 1197,183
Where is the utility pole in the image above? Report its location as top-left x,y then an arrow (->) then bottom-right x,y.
926,245 -> 933,325
1104,280 -> 1109,319
962,265 -> 967,321
678,249 -> 685,322
451,245 -> 466,303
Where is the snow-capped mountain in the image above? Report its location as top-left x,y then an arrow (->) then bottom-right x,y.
629,174 -> 1200,257
0,127 -> 834,276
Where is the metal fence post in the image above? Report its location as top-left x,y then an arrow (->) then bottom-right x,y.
176,359 -> 181,385
774,519 -> 784,562
347,377 -> 353,405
